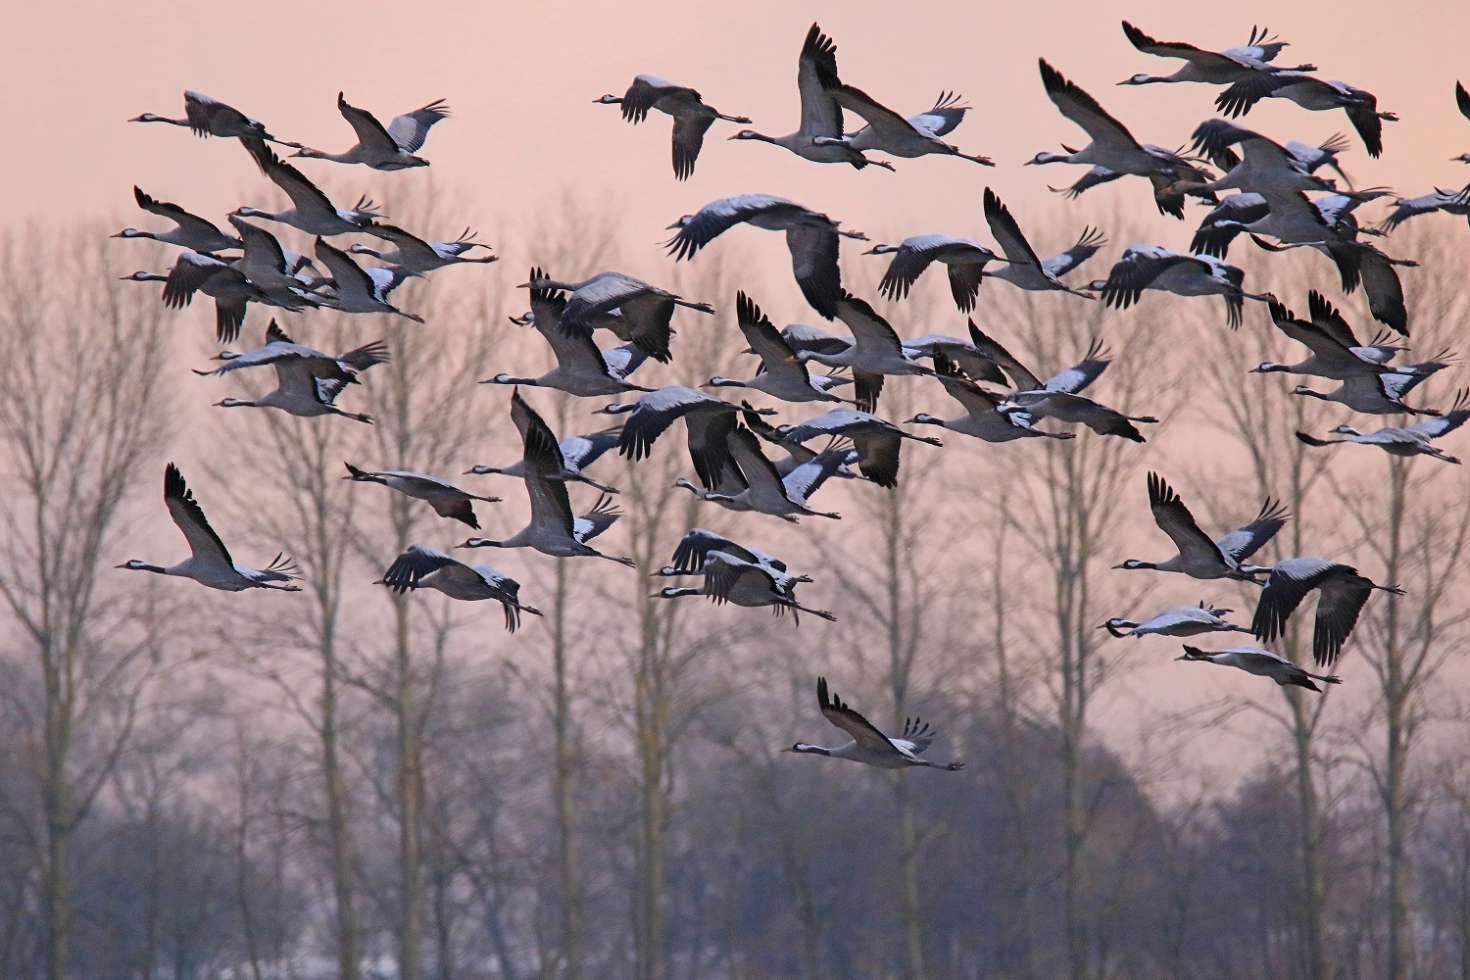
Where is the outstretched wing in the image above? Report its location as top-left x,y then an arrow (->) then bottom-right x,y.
891,715 -> 937,755
1044,226 -> 1107,278
387,98 -> 450,152
1406,389 -> 1470,440
336,92 -> 399,154
1251,558 -> 1338,646
1306,289 -> 1363,348
161,251 -> 229,308
572,494 -> 621,544
781,444 -> 849,506
163,463 -> 234,568
907,91 -> 968,138
670,528 -> 770,574
983,187 -> 1045,269
242,138 -> 341,219
1311,570 -> 1375,666
966,321 -> 1041,391
671,112 -> 716,180
511,388 -> 569,473
786,223 -> 842,320
1214,497 -> 1289,563
797,23 -> 845,139
665,195 -> 795,261
876,236 -> 946,302
1044,338 -> 1110,394
1147,472 -> 1227,566
135,186 -> 226,241
736,291 -> 808,384
1038,59 -> 1140,151
380,545 -> 458,594
817,677 -> 902,755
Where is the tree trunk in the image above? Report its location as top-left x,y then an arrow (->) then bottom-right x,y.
42,645 -> 70,980
321,632 -> 361,980
1281,454 -> 1328,980
1383,460 -> 1406,980
397,595 -> 425,980
431,839 -> 455,980
0,230 -> 171,980
1457,834 -> 1470,980
882,493 -> 925,980
1062,719 -> 1085,980
551,559 -> 583,980
780,832 -> 820,980
1290,696 -> 1327,980
43,775 -> 69,980
896,775 -> 925,980
634,593 -> 667,980
991,511 -> 1037,979
1056,452 -> 1091,980
235,774 -> 265,980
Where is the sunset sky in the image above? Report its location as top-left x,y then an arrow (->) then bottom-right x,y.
15,0 -> 1470,777
15,0 -> 1470,244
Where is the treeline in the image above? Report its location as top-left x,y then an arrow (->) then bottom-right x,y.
0,210 -> 1467,980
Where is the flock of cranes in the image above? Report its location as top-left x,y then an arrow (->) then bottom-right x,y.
113,21 -> 1468,771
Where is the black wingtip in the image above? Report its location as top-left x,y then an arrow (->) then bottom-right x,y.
164,461 -> 184,498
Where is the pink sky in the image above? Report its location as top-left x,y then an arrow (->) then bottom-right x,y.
14,1 -> 1470,778
14,0 -> 1470,246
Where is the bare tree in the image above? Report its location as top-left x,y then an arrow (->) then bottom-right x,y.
814,377 -> 951,980
0,227 -> 174,980
1296,228 -> 1470,980
205,307 -> 375,980
990,279 -> 1175,980
509,198 -> 625,980
981,491 -> 1046,977
1195,267 -> 1338,980
1337,455 -> 1470,978
360,283 -> 506,980
594,255 -> 739,980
